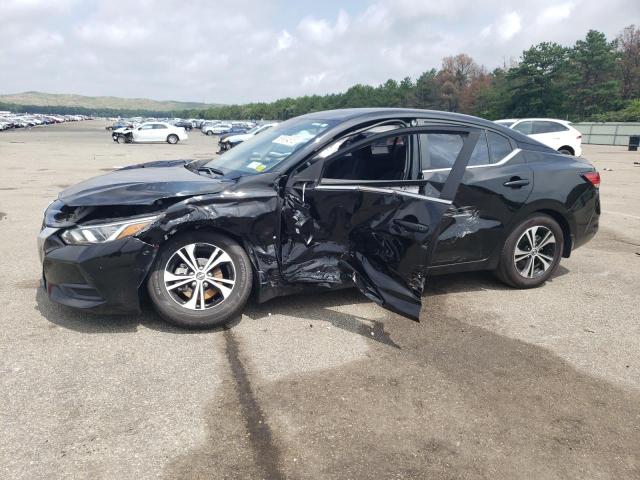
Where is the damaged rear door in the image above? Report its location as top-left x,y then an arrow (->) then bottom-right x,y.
280,126 -> 480,320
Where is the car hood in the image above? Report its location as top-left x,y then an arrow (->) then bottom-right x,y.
59,160 -> 232,206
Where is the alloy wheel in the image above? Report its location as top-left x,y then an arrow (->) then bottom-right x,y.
163,242 -> 236,310
513,226 -> 556,278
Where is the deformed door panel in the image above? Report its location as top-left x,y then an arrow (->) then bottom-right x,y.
281,127 -> 479,320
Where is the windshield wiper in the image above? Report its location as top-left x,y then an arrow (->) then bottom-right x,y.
197,166 -> 225,176
185,162 -> 225,177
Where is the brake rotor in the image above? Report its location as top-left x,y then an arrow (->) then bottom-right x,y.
180,267 -> 224,300
203,267 -> 224,300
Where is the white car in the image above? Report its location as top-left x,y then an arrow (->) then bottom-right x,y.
112,122 -> 188,144
495,118 -> 582,157
218,123 -> 279,152
202,123 -> 231,136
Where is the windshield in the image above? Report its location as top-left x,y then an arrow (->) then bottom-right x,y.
205,117 -> 336,175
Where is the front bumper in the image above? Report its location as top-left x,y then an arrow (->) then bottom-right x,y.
39,228 -> 158,313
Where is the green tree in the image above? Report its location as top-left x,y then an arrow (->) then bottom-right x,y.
506,42 -> 570,117
568,30 -> 621,118
413,69 -> 440,109
474,68 -> 511,119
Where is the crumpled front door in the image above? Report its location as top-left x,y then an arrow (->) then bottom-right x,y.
281,126 -> 480,320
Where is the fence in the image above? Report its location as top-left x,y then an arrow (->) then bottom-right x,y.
573,122 -> 640,146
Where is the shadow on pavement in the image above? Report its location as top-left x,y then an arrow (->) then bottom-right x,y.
167,289 -> 640,480
35,265 -> 569,340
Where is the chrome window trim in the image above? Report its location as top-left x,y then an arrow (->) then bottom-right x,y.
421,148 -> 522,174
315,184 -> 452,205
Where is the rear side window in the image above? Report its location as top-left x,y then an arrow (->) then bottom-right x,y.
420,131 -> 490,169
154,124 -> 167,129
532,121 -> 569,134
487,132 -> 513,162
512,121 -> 533,135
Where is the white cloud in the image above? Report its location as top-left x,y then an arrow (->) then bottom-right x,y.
536,2 -> 575,25
297,10 -> 349,45
498,12 -> 522,40
277,30 -> 293,50
302,72 -> 327,86
0,0 -> 638,103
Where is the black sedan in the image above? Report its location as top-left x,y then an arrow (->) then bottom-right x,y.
173,120 -> 193,131
106,122 -> 133,131
39,108 -> 600,328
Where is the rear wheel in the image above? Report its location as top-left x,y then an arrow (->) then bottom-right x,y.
147,232 -> 252,329
495,214 -> 564,288
206,130 -> 214,136
167,134 -> 179,144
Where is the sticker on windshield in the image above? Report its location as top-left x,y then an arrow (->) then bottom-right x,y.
247,161 -> 266,172
272,131 -> 314,147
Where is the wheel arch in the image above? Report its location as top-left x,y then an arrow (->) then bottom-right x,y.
535,208 -> 572,257
140,221 -> 262,296
508,201 -> 574,258
558,145 -> 575,155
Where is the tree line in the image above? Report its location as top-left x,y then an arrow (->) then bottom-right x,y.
0,102 -> 179,118
178,25 -> 640,122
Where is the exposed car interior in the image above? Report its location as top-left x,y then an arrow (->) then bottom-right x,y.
323,133 -> 409,180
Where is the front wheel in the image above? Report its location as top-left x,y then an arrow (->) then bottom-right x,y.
495,214 -> 564,288
147,232 -> 253,329
116,135 -> 126,144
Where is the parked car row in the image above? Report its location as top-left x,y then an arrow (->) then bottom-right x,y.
218,122 -> 279,152
201,121 -> 255,136
0,112 -> 89,131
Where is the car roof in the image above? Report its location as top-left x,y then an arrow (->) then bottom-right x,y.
501,118 -> 572,125
299,107 -> 512,131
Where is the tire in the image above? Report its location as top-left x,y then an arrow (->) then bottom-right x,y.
116,135 -> 126,144
167,134 -> 179,144
495,214 -> 564,288
558,147 -> 574,155
147,232 -> 253,329
206,130 -> 213,136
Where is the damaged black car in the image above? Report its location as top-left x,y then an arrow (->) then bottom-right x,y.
39,108 -> 600,328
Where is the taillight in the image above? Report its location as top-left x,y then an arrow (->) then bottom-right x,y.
577,134 -> 582,139
582,171 -> 600,188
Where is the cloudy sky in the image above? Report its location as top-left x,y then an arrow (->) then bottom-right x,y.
1,0 -> 638,104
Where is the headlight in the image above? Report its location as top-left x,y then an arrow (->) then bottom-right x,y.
60,216 -> 158,245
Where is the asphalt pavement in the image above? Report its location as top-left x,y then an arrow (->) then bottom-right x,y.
1,121 -> 639,479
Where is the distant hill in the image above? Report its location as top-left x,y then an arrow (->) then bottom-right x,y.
0,91 -> 221,112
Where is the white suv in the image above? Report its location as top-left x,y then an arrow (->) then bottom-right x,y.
495,118 -> 582,157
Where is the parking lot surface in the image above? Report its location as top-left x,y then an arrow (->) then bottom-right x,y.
1,121 -> 639,479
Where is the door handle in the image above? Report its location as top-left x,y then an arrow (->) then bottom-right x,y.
394,219 -> 429,233
503,178 -> 530,188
